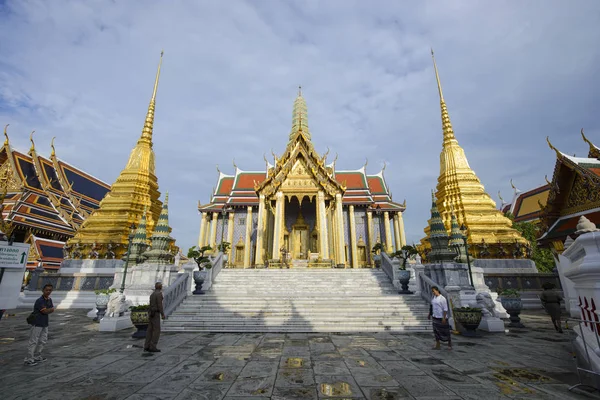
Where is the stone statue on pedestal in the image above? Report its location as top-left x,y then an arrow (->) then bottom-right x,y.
106,293 -> 131,318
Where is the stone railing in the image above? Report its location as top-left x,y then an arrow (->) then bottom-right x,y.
418,271 -> 454,324
26,269 -> 114,292
483,273 -> 561,292
162,272 -> 189,317
203,253 -> 224,292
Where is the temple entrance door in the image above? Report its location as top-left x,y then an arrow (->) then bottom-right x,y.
291,213 -> 309,260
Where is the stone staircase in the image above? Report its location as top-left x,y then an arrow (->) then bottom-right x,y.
164,269 -> 431,333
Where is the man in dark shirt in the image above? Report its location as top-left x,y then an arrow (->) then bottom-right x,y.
144,282 -> 165,353
24,284 -> 54,366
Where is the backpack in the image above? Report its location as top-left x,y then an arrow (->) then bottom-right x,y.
26,311 -> 36,325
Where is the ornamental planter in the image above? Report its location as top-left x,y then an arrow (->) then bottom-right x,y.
130,310 -> 149,338
453,308 -> 483,337
94,293 -> 110,322
398,269 -> 412,294
500,296 -> 524,328
193,270 -> 207,295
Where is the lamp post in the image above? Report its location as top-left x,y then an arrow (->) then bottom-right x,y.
460,224 -> 474,288
119,223 -> 137,294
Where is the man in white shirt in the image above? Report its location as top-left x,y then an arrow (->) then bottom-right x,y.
428,286 -> 452,350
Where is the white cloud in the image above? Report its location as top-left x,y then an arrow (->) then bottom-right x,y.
0,0 -> 599,250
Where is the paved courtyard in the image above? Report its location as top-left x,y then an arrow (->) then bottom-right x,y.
0,310 -> 598,399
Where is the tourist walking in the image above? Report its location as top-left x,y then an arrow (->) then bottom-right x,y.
144,282 -> 165,352
428,286 -> 452,350
24,283 -> 54,366
540,282 -> 564,333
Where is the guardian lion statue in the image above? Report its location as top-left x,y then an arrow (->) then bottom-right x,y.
106,293 -> 132,318
471,292 -> 497,318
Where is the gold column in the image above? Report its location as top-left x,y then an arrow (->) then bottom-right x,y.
317,191 -> 329,259
227,211 -> 234,266
330,207 -> 337,263
394,213 -> 402,252
198,213 -> 207,248
255,195 -> 266,266
243,206 -> 253,268
349,205 -> 358,268
335,193 -> 346,266
398,211 -> 407,247
204,214 -> 212,247
272,191 -> 284,259
384,211 -> 393,253
366,211 -> 374,265
209,212 -> 218,250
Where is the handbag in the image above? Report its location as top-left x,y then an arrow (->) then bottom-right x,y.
26,311 -> 36,325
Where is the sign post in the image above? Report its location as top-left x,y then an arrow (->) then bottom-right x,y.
0,242 -> 30,310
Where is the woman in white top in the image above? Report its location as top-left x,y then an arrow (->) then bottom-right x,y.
428,286 -> 452,350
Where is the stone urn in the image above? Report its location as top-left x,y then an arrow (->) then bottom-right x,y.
500,294 -> 524,328
398,269 -> 412,294
130,307 -> 150,338
453,308 -> 483,337
193,270 -> 207,295
94,293 -> 111,322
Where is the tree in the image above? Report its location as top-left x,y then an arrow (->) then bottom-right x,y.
505,212 -> 555,273
187,245 -> 213,270
391,245 -> 419,270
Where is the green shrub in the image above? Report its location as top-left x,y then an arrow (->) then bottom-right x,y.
129,304 -> 150,311
94,288 -> 116,295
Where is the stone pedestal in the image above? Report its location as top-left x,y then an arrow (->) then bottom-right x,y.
112,262 -> 180,305
478,316 -> 505,332
471,266 -> 508,319
99,315 -> 133,332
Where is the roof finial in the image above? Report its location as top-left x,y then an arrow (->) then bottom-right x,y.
363,158 -> 368,169
29,130 -> 35,152
153,50 -> 164,102
3,124 -> 9,146
298,85 -> 302,96
140,50 -> 163,143
581,128 -> 600,158
382,161 -> 387,172
232,158 -> 237,169
546,136 -> 562,158
216,164 -> 220,174
50,137 -> 56,157
164,191 -> 169,205
431,189 -> 436,203
431,48 -> 444,102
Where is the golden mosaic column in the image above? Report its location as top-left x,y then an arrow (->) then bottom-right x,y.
243,206 -> 253,268
394,213 -> 402,252
272,191 -> 284,260
398,212 -> 407,247
198,213 -> 208,248
384,211 -> 393,253
335,193 -> 346,267
317,191 -> 329,259
366,211 -> 374,265
255,195 -> 266,266
209,212 -> 218,250
349,205 -> 358,268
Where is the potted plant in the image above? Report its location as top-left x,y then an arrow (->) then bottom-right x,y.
187,245 -> 213,295
371,243 -> 384,267
217,241 -> 231,261
391,245 -> 419,294
498,289 -> 524,328
129,304 -> 150,338
452,306 -> 483,337
93,288 -> 116,322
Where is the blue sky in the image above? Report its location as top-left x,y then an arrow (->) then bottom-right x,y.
1,1 -> 599,251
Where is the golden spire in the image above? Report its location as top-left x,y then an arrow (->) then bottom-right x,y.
29,130 -> 35,152
290,87 -> 310,139
431,49 -> 456,144
3,124 -> 9,146
50,137 -> 56,157
140,50 -> 163,144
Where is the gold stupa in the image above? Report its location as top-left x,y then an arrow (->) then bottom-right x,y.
421,50 -> 527,256
67,52 -> 164,258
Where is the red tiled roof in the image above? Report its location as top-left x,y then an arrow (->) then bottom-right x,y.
216,177 -> 235,195
589,167 -> 600,177
367,176 -> 386,194
234,173 -> 267,190
335,172 -> 367,189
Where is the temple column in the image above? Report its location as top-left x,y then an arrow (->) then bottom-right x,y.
243,206 -> 253,268
349,205 -> 358,268
384,211 -> 393,253
398,211 -> 407,247
394,213 -> 402,251
335,193 -> 346,267
366,211 -> 374,265
317,191 -> 329,259
227,211 -> 234,266
209,212 -> 218,250
330,207 -> 337,263
198,213 -> 208,248
272,191 -> 284,259
255,195 -> 266,266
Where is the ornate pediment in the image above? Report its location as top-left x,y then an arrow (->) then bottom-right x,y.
0,159 -> 23,191
563,173 -> 600,215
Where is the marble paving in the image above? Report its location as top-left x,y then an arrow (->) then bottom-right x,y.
0,310 -> 599,399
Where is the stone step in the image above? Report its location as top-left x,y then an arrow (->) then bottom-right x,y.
162,326 -> 430,333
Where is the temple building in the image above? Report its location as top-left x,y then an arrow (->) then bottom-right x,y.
499,180 -> 550,224
0,125 -> 110,269
198,89 -> 407,268
421,50 -> 528,258
66,52 -> 166,259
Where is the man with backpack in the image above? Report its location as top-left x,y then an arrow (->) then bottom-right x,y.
24,283 -> 54,366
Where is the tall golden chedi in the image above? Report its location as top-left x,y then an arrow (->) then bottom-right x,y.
67,52 -> 164,259
421,50 -> 527,257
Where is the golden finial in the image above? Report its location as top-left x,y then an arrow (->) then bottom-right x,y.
140,51 -> 164,143
544,175 -> 552,186
333,153 -> 338,164
401,199 -> 406,208
3,124 -> 9,146
581,128 -> 600,158
298,85 -> 302,97
232,158 -> 237,169
153,50 -> 164,102
546,136 -> 562,158
50,137 -> 56,157
29,130 -> 35,152
498,191 -> 505,204
431,48 -> 444,102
